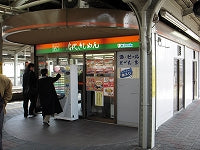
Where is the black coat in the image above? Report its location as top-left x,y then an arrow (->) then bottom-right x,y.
23,70 -> 37,98
38,74 -> 63,115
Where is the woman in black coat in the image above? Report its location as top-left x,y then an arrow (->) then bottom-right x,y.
38,69 -> 63,126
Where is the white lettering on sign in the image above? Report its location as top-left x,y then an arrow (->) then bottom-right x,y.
117,43 -> 133,48
68,42 -> 100,51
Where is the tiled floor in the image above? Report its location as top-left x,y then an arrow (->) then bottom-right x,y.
4,100 -> 200,150
3,101 -> 139,150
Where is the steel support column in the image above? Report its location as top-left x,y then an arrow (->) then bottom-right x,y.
14,53 -> 18,86
123,0 -> 167,149
0,16 -> 3,74
139,2 -> 154,148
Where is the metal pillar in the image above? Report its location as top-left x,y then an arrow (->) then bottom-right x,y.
0,16 -> 3,74
31,46 -> 34,63
139,5 -> 155,148
14,53 -> 18,86
123,0 -> 167,149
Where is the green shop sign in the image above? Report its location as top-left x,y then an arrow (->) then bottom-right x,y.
36,35 -> 140,54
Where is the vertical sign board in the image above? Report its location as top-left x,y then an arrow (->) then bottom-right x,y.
117,51 -> 140,127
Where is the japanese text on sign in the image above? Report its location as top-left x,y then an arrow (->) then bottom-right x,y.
68,42 -> 100,51
119,53 -> 139,66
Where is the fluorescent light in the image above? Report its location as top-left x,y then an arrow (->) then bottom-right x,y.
186,29 -> 200,42
171,31 -> 188,41
160,10 -> 188,31
160,10 -> 200,43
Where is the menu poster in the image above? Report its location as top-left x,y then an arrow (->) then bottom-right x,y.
95,91 -> 104,106
104,67 -> 114,74
104,77 -> 114,87
104,59 -> 114,74
86,76 -> 95,91
103,77 -> 114,96
86,59 -> 95,74
86,67 -> 95,74
86,59 -> 95,67
104,59 -> 113,66
104,87 -> 114,96
95,59 -> 104,74
94,77 -> 104,91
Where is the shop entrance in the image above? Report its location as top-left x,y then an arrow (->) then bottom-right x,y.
173,59 -> 184,113
85,53 -> 116,123
193,61 -> 197,100
38,52 -> 116,123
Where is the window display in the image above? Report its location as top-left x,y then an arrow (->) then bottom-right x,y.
86,53 -> 115,120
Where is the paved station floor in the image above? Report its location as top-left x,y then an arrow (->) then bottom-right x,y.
3,101 -> 139,150
3,100 -> 200,150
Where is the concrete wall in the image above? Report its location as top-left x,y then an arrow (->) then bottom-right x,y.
185,47 -> 193,107
155,35 -> 185,128
117,51 -> 139,127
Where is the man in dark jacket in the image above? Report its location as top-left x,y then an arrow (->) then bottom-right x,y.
38,68 -> 63,126
23,63 -> 37,118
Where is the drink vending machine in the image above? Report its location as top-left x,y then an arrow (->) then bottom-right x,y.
53,64 -> 78,121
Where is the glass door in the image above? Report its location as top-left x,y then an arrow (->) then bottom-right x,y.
86,53 -> 115,122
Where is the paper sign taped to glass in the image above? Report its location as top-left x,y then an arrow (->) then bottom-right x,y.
118,67 -> 139,79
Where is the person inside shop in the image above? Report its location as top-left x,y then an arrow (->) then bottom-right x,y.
22,63 -> 38,118
38,68 -> 63,126
0,74 -> 12,150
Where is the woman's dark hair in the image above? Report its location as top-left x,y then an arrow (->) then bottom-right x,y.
41,69 -> 48,76
27,63 -> 34,68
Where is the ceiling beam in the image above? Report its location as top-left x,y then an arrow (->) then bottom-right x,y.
11,0 -> 30,7
0,3 -> 25,15
183,7 -> 193,16
14,45 -> 30,54
15,0 -> 57,10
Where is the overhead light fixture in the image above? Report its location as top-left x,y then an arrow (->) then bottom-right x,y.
160,10 -> 188,31
160,9 -> 200,43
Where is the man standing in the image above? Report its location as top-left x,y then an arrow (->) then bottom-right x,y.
0,74 -> 12,150
23,63 -> 37,118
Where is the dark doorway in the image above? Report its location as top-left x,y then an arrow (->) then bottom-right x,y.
193,61 -> 197,100
173,59 -> 184,113
85,53 -> 116,123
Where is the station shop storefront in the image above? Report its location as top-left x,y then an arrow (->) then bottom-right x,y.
36,35 -> 140,126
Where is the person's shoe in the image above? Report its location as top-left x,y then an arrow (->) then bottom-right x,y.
29,112 -> 37,117
24,114 -> 28,118
43,122 -> 50,127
